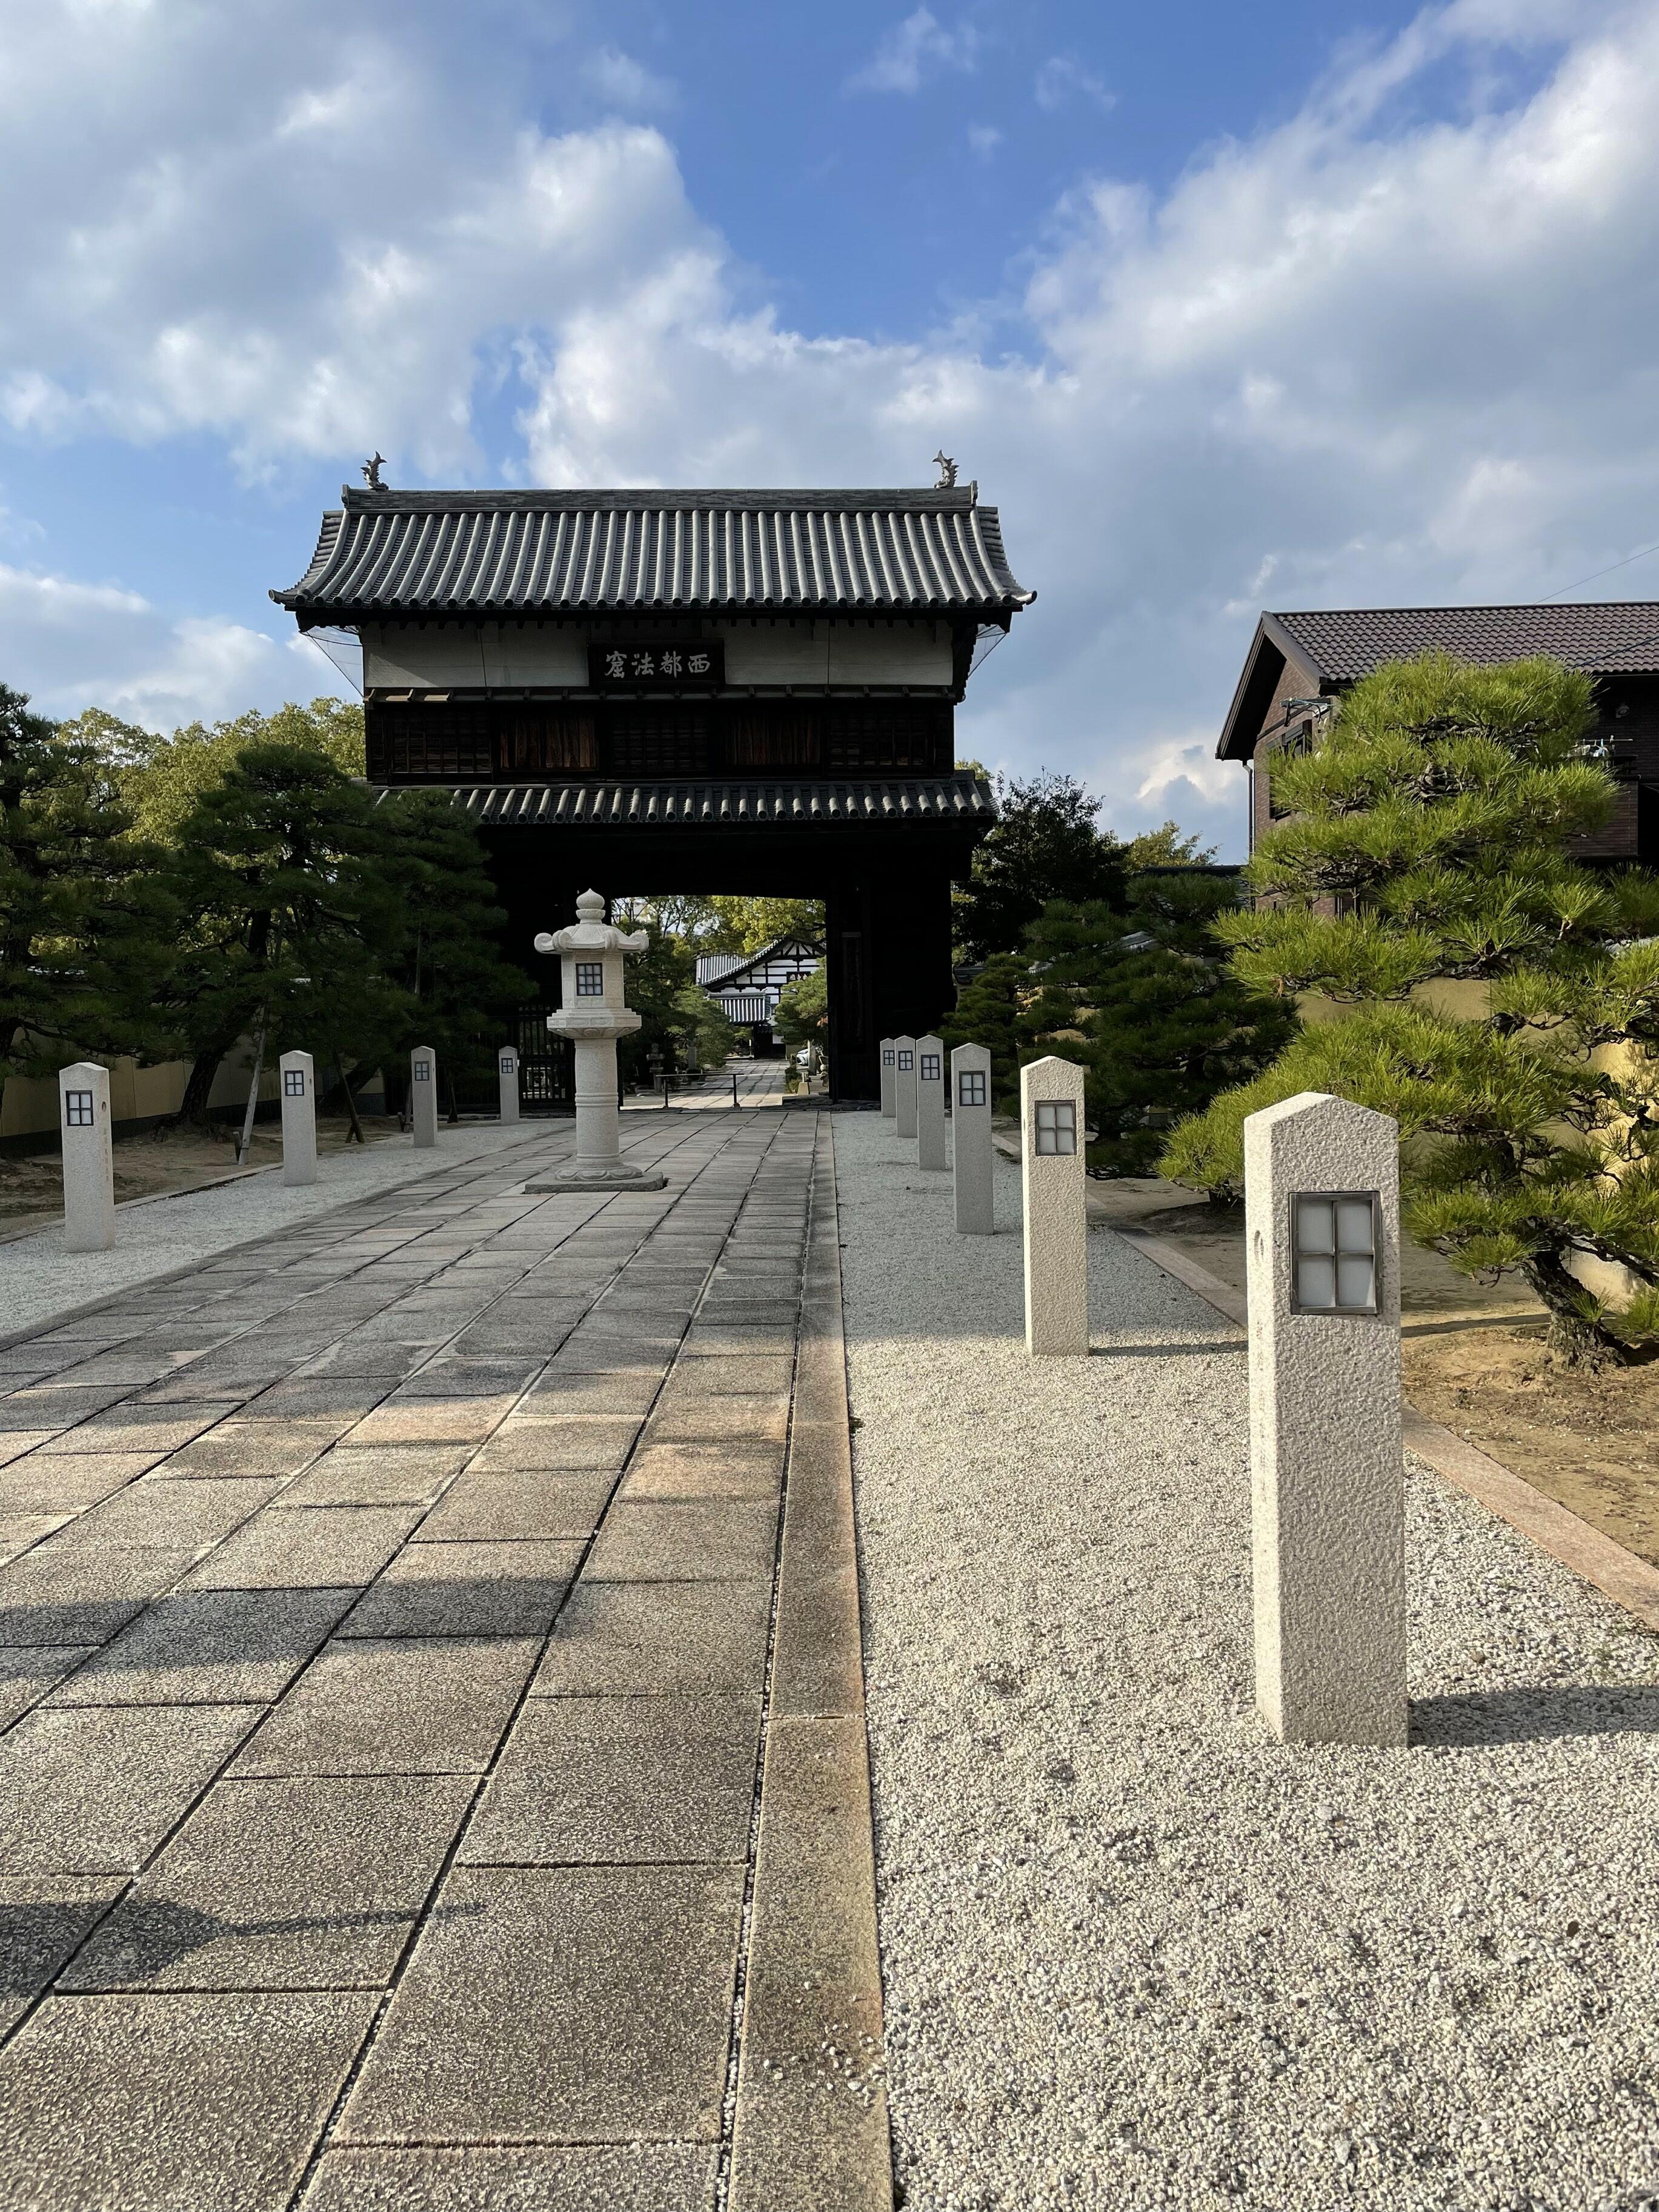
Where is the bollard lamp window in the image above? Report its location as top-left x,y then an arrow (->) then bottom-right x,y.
1291,1191 -> 1379,1313
413,1062 -> 430,1081
64,1090 -> 95,1127
500,1056 -> 515,1074
575,961 -> 603,997
284,1069 -> 307,1097
1034,1100 -> 1077,1155
897,1049 -> 914,1071
920,1052 -> 941,1081
959,1070 -> 986,1108
883,1046 -> 895,1067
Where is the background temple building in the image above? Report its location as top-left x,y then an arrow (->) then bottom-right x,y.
1217,602 -> 1659,861
694,937 -> 822,1057
274,484 -> 1034,1099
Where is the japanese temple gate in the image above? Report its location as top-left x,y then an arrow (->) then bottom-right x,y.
273,485 -> 1034,1098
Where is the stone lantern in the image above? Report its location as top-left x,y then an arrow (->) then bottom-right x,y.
525,889 -> 667,1193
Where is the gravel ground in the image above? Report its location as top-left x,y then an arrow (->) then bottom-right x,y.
0,1119 -> 573,1338
835,1111 -> 1659,2212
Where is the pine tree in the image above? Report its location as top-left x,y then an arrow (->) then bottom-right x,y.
940,952 -> 1029,1108
1162,652 -> 1659,1360
955,772 -> 1125,960
375,789 -> 534,1111
158,743 -> 407,1125
0,684 -> 176,1075
1025,878 -> 1297,1175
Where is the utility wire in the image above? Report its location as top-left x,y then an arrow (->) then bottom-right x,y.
1541,540 -> 1659,602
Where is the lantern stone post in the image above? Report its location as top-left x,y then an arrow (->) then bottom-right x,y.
1245,1090 -> 1407,1747
527,890 -> 668,1194
59,1062 -> 116,1253
1021,1055 -> 1088,1357
879,1038 -> 897,1118
893,1036 -> 918,1140
498,1046 -> 520,1124
279,1051 -> 317,1187
410,1046 -> 437,1148
917,1034 -> 946,1169
951,1043 -> 993,1233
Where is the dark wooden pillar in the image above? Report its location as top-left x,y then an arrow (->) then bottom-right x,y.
826,852 -> 959,1101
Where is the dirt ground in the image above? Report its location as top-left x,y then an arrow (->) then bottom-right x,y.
0,1115 -> 404,1232
1404,1329 -> 1659,1570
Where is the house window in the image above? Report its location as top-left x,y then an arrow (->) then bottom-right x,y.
64,1089 -> 95,1128
958,1069 -> 986,1108
1034,1100 -> 1076,1155
283,1069 -> 307,1098
576,962 -> 603,997
1292,1192 -> 1378,1313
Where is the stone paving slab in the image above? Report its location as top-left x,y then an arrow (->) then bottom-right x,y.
335,1864 -> 745,2145
0,1104 -> 889,2204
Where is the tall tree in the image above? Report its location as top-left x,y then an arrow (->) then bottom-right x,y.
109,700 -> 366,845
158,743 -> 405,1126
1023,880 -> 1297,1175
955,772 -> 1125,960
0,685 -> 176,1075
1162,651 -> 1659,1360
376,789 -> 534,1109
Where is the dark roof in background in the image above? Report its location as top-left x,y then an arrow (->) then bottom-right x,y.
1217,601 -> 1659,759
275,488 -> 1034,626
1272,602 -> 1659,680
373,774 -> 998,829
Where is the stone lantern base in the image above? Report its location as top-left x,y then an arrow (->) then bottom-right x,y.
523,1164 -> 668,1194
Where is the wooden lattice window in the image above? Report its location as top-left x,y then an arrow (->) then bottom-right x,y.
501,713 -> 597,776
370,706 -> 494,780
604,707 -> 710,777
725,709 -> 822,770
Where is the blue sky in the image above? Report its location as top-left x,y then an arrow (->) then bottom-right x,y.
2,0 -> 1653,857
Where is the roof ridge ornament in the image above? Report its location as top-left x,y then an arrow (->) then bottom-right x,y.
361,452 -> 387,490
933,450 -> 959,489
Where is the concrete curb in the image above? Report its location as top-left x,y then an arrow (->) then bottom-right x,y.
729,1118 -> 893,2211
1114,1224 -> 1659,1640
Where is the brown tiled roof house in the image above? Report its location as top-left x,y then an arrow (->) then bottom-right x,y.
1216,603 -> 1659,862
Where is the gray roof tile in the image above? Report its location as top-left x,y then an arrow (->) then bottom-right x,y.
1273,602 -> 1659,679
276,489 -> 1034,623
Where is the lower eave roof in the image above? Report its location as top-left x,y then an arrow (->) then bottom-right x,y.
372,775 -> 996,828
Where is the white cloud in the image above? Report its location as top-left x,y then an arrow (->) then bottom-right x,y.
968,124 -> 1002,160
7,0 -> 1659,852
0,564 -> 321,730
847,8 -> 980,96
1034,55 -> 1115,113
583,48 -> 676,112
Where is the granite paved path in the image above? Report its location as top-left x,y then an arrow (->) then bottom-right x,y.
0,1103 -> 857,2212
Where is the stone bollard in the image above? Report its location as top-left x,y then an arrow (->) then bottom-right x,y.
917,1034 -> 946,1169
58,1062 -> 115,1252
893,1035 -> 918,1139
498,1046 -> 520,1124
879,1038 -> 897,1118
410,1046 -> 437,1149
279,1051 -> 317,1187
1021,1055 -> 1087,1357
951,1043 -> 993,1233
1245,1091 -> 1406,1747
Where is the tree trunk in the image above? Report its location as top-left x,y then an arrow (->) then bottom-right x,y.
171,1046 -> 227,1131
1523,1248 -> 1631,1367
334,1058 -> 365,1144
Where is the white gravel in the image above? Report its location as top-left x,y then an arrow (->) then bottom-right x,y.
835,1111 -> 1659,2212
0,1119 -> 574,1339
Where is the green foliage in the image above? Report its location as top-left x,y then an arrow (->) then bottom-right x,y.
940,953 -> 1029,1108
955,772 -> 1126,960
0,685 -> 178,1075
670,983 -> 741,1069
616,926 -> 697,1087
1121,820 -> 1218,870
157,744 -> 408,1100
1164,651 -> 1659,1357
112,700 -> 365,846
703,896 -> 824,955
774,967 -> 828,1058
375,789 -> 533,1086
1025,876 -> 1297,1175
